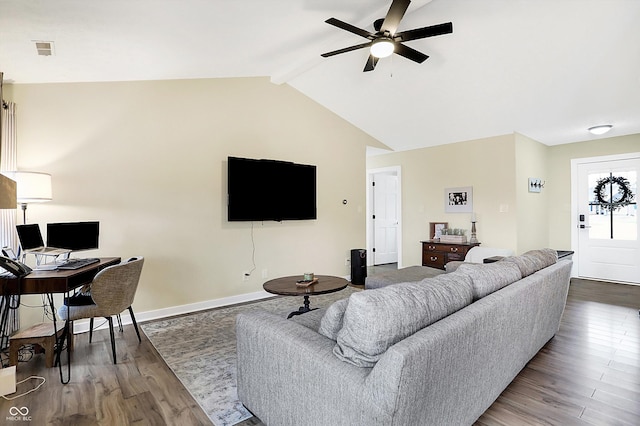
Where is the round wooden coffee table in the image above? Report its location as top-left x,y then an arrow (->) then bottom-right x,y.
263,275 -> 349,318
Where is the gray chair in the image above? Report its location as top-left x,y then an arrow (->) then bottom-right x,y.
58,257 -> 144,364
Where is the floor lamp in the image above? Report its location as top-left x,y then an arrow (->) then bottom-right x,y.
4,171 -> 52,224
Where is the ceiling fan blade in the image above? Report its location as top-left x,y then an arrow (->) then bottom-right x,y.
363,55 -> 379,72
380,0 -> 411,35
395,22 -> 453,42
393,42 -> 429,63
321,42 -> 372,58
325,18 -> 375,39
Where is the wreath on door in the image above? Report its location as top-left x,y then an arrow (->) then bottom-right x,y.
593,175 -> 635,211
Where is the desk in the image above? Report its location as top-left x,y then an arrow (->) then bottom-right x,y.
0,257 -> 120,296
0,257 -> 120,383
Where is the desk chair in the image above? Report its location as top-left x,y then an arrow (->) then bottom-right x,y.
58,257 -> 144,364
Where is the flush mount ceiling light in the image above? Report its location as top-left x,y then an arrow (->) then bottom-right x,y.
370,38 -> 395,58
588,124 -> 613,135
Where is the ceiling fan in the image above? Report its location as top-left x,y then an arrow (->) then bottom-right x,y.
320,0 -> 453,72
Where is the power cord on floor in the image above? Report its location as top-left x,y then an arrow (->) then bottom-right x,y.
2,376 -> 46,400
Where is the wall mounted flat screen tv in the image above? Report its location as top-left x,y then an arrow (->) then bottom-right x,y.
46,221 -> 100,251
228,156 -> 317,221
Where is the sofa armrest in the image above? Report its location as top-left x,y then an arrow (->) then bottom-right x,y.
236,310 -> 396,425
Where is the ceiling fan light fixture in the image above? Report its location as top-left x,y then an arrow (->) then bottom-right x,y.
370,38 -> 394,58
588,124 -> 613,135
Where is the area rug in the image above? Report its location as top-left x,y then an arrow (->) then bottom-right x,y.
141,286 -> 359,426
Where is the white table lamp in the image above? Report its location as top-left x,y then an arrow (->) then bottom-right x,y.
4,171 -> 52,224
0,174 -> 17,209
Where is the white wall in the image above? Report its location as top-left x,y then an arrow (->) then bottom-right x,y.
8,77 -> 384,326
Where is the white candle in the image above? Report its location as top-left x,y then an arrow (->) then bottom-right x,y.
471,212 -> 477,222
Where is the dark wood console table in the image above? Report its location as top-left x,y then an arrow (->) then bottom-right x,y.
421,240 -> 481,270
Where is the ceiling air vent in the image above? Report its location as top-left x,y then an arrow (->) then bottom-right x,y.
34,41 -> 54,56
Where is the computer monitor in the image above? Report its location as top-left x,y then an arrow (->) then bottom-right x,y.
46,221 -> 100,252
16,224 -> 45,250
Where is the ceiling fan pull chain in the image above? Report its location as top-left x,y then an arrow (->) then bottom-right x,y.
390,54 -> 394,78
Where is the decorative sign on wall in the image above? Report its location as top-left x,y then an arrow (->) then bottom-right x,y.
528,178 -> 545,193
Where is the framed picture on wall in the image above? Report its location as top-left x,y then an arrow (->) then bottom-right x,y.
429,222 -> 448,240
445,186 -> 473,213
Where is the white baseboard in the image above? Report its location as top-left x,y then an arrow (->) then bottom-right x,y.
71,290 -> 274,334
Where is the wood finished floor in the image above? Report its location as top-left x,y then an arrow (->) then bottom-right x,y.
0,278 -> 638,425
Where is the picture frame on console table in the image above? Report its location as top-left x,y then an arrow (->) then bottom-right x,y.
429,222 -> 448,240
445,186 -> 473,213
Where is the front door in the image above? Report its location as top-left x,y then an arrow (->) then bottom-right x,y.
576,156 -> 639,284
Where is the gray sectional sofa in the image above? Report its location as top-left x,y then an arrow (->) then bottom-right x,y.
236,249 -> 572,425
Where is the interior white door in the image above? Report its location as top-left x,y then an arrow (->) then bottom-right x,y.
577,157 -> 639,284
372,171 -> 399,265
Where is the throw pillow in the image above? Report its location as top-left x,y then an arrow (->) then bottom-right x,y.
333,273 -> 473,367
318,298 -> 349,341
456,261 -> 522,300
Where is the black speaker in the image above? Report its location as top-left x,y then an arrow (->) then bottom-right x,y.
350,249 -> 367,285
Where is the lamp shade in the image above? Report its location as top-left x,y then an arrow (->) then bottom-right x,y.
0,174 -> 17,209
4,171 -> 52,203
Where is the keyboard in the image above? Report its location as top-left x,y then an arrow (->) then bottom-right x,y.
57,258 -> 100,270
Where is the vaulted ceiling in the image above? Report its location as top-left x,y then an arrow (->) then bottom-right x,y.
2,0 -> 639,153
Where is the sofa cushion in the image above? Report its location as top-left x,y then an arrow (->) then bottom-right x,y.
502,248 -> 558,277
456,261 -> 522,300
333,273 -> 474,367
318,298 -> 349,340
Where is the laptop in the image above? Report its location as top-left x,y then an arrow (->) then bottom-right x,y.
16,224 -> 71,256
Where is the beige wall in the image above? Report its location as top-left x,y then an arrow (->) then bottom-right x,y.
367,134 -> 518,266
5,76 -> 639,327
546,133 -> 640,249
368,132 -> 640,267
8,77 -> 383,326
514,133 -> 549,253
